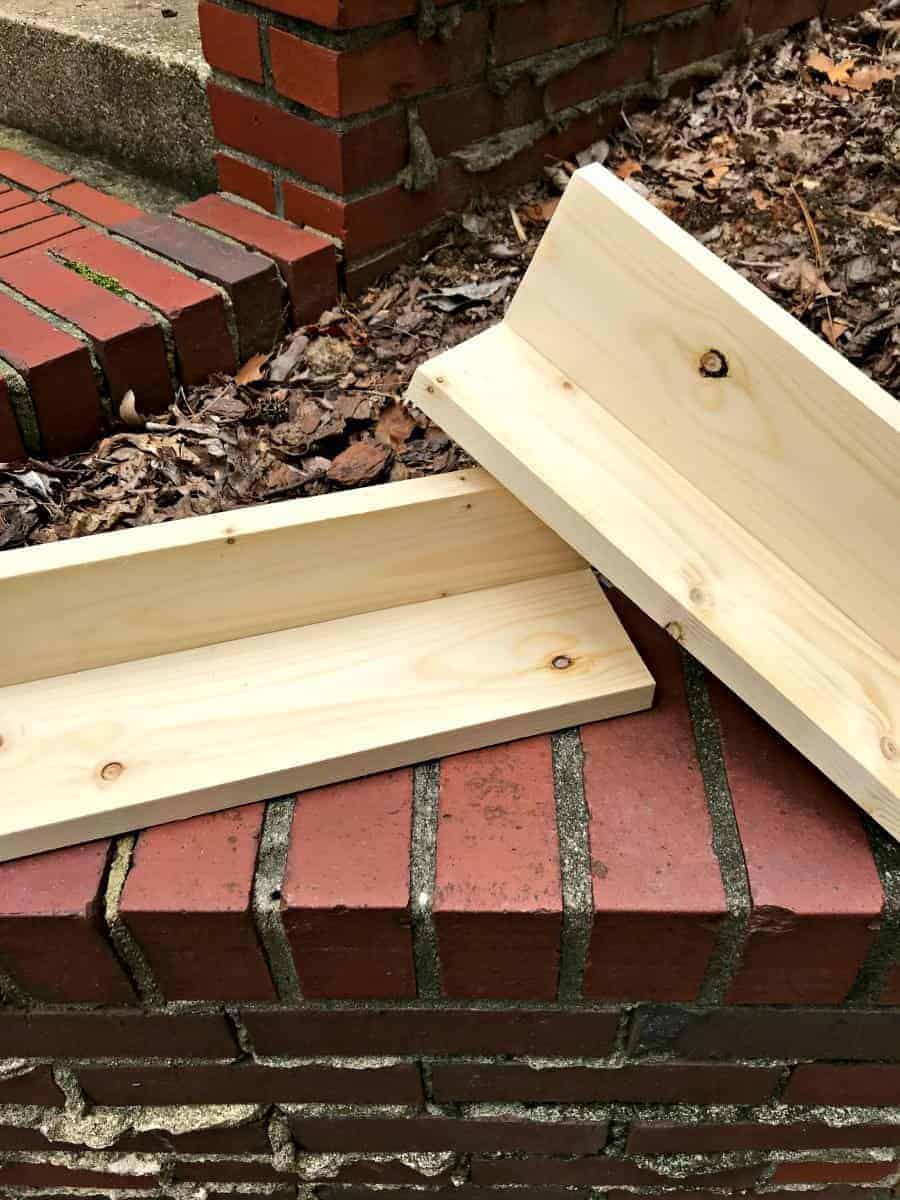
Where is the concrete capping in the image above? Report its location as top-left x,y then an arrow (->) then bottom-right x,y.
253,796 -> 302,1006
410,761 -> 441,1003
553,727 -> 592,1004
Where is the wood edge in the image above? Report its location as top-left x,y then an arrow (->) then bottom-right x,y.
0,467 -> 496,581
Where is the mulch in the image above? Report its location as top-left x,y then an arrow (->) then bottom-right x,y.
1,0 -> 898,550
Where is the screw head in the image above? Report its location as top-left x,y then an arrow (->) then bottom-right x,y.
552,654 -> 573,670
100,761 -> 125,782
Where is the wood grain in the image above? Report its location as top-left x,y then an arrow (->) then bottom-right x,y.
408,321 -> 900,840
0,469 -> 582,686
507,166 -> 900,662
0,569 -> 653,861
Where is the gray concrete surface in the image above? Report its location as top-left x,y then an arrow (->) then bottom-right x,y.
0,0 -> 214,194
0,123 -> 190,211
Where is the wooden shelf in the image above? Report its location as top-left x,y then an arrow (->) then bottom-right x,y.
0,470 -> 653,860
409,167 -> 900,840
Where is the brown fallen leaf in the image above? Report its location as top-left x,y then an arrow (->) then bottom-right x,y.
326,441 -> 392,487
616,158 -> 643,180
521,197 -> 560,224
375,402 -> 416,451
235,352 -> 267,385
845,64 -> 896,91
822,317 -> 850,346
751,189 -> 773,211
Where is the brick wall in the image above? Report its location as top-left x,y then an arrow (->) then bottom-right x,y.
198,0 -> 869,292
0,591 -> 898,1199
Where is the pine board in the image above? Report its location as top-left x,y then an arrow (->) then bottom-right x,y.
407,167 -> 900,840
0,470 -> 653,860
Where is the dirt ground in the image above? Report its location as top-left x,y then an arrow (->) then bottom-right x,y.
2,0 -> 899,549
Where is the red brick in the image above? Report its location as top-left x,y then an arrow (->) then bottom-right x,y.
332,1161 -> 458,1186
290,1114 -> 608,1154
282,770 -> 415,999
242,1005 -> 619,1057
710,679 -> 883,1004
199,0 -> 263,83
0,212 -> 82,258
269,11 -> 488,118
0,199 -> 59,232
434,736 -> 562,1000
0,1066 -> 62,1106
627,1122 -> 900,1154
48,181 -> 142,226
111,210 -> 283,358
626,0 -> 705,24
77,1062 -> 422,1106
418,80 -> 544,159
0,188 -> 32,213
322,1191 -> 585,1200
751,0 -> 819,35
582,593 -> 725,1000
175,193 -> 337,325
772,1163 -> 899,1185
628,1005 -> 900,1060
472,1159 -> 761,1188
0,842 -> 132,1003
431,1062 -> 779,1104
546,35 -> 652,111
785,1064 -> 900,1106
0,374 -> 25,461
174,1160 -> 286,1184
226,0 -> 451,26
494,0 -> 616,65
207,82 -> 408,194
57,228 -> 237,386
217,153 -> 277,213
120,805 -> 275,1001
0,251 -> 172,414
0,1009 -> 236,1058
657,3 -> 750,74
343,237 -> 418,298
122,1119 -> 272,1154
0,1163 -> 156,1189
0,148 -> 70,192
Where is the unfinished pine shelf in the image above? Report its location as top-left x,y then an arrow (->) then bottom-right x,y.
408,165 -> 900,841
0,469 -> 652,861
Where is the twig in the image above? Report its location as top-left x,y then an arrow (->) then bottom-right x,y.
509,205 -> 527,244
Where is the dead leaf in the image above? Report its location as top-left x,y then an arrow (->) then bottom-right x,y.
236,353 -> 267,385
119,390 -> 145,429
375,403 -> 415,451
326,441 -> 392,487
822,317 -> 850,346
616,158 -> 643,180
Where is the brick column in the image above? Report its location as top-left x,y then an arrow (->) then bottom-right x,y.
197,0 -> 868,294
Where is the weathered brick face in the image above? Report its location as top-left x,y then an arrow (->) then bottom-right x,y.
0,585 -> 897,1200
199,0 -> 871,291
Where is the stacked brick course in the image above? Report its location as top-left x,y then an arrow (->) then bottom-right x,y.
0,149 -> 337,460
0,593 -> 897,1200
199,0 -> 869,292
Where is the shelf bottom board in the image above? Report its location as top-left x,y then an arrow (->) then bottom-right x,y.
0,568 -> 653,861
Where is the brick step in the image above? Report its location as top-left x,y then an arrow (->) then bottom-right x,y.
0,149 -> 338,460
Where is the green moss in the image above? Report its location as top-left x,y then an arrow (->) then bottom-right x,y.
61,257 -> 129,299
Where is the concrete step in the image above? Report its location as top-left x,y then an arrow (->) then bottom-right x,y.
0,0 -> 214,193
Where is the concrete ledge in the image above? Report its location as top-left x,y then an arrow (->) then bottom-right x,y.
0,0 -> 214,193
